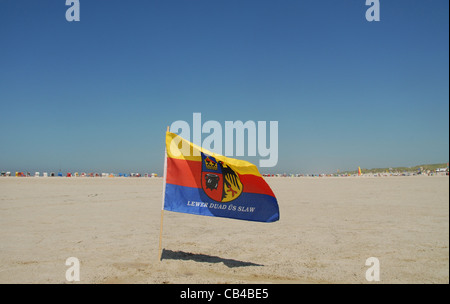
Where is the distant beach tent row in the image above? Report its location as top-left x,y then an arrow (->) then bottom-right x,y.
1,165 -> 448,178
0,171 -> 159,178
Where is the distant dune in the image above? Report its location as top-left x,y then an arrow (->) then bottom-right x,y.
343,163 -> 448,175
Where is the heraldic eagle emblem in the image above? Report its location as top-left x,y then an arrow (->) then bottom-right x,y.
201,153 -> 243,202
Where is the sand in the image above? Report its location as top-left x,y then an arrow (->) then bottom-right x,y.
0,175 -> 448,284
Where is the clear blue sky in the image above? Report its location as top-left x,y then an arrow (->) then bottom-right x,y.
0,0 -> 448,174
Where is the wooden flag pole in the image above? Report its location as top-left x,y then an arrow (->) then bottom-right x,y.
158,210 -> 164,261
158,126 -> 169,261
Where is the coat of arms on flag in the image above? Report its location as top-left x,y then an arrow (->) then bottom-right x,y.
201,153 -> 244,203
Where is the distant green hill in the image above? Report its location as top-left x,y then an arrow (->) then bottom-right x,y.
342,163 -> 448,174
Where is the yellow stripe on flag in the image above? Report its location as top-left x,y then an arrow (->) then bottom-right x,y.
166,132 -> 262,177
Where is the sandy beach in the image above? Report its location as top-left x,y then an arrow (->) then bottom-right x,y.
0,175 -> 448,284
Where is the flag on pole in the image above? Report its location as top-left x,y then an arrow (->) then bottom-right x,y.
358,166 -> 362,176
163,131 -> 280,223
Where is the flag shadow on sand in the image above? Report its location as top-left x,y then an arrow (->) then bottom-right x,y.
161,249 -> 264,268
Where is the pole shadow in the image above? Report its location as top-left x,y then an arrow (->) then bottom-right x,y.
161,249 -> 264,268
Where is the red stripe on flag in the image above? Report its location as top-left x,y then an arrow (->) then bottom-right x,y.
239,174 -> 276,197
166,157 -> 202,188
166,157 -> 275,197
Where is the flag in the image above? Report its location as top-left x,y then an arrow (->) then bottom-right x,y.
358,166 -> 362,176
163,131 -> 279,223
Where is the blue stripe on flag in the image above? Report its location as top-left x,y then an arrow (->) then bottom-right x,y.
164,183 -> 279,223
